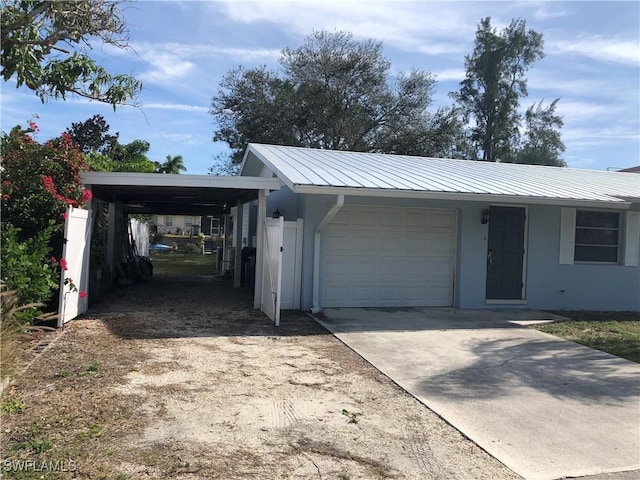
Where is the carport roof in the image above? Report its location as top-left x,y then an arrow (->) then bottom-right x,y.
242,143 -> 640,208
81,172 -> 282,215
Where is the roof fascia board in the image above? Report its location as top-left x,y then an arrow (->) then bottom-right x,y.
242,144 -> 296,191
81,172 -> 282,190
292,185 -> 631,209
238,146 -> 255,175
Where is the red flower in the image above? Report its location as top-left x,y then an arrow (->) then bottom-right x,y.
82,189 -> 92,203
79,291 -> 88,298
61,212 -> 68,220
1,194 -> 10,200
42,175 -> 56,193
60,258 -> 68,271
51,257 -> 58,264
1,180 -> 10,187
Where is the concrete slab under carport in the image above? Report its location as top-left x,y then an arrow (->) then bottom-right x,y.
315,307 -> 640,480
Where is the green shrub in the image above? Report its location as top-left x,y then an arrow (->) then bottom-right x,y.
152,231 -> 164,244
184,242 -> 203,254
0,221 -> 58,323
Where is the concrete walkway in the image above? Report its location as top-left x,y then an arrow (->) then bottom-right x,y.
316,308 -> 640,480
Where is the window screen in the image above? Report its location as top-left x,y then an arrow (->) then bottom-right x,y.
574,211 -> 619,263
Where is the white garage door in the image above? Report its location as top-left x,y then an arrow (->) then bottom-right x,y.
323,206 -> 456,307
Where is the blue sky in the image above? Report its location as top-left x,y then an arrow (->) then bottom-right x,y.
2,0 -> 638,174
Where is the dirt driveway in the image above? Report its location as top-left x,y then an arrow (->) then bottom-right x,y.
1,274 -> 519,479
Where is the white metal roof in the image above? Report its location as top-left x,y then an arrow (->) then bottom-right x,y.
243,143 -> 640,208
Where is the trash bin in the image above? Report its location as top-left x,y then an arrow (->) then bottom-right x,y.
216,246 -> 223,272
241,247 -> 256,287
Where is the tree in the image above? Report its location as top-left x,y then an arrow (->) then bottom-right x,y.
452,17 -> 544,162
103,139 -> 157,173
66,114 -> 119,154
157,154 -> 187,174
211,30 -> 462,165
85,141 -> 157,172
1,0 -> 141,107
512,99 -> 566,166
65,115 -> 159,172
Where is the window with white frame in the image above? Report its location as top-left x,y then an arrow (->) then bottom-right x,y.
185,216 -> 194,228
574,210 -> 620,263
165,216 -> 174,227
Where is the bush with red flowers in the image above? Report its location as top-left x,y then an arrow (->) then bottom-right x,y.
1,124 -> 90,240
1,120 -> 91,323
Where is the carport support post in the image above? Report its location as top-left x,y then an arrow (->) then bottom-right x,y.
254,189 -> 268,309
233,202 -> 243,288
107,202 -> 117,282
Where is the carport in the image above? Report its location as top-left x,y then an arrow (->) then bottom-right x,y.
61,172 -> 282,326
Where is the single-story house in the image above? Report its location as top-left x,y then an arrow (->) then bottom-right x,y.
238,143 -> 640,314
73,144 -> 638,327
154,214 -> 198,234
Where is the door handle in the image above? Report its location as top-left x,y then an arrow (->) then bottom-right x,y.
487,249 -> 493,269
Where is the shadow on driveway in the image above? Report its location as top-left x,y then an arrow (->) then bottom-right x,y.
420,335 -> 640,403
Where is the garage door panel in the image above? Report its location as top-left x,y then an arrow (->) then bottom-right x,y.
323,206 -> 456,308
406,211 -> 430,227
377,232 -> 403,250
429,236 -> 456,255
324,286 -> 347,304
326,232 -> 377,253
352,285 -> 401,302
353,211 -> 376,226
349,235 -> 377,253
325,258 -> 377,279
380,212 -> 403,227
431,212 -> 456,229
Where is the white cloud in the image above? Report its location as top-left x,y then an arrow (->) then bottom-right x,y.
217,0 -> 475,54
530,2 -> 573,20
130,42 -> 280,87
143,103 -> 209,113
434,68 -> 465,82
131,41 -> 280,62
549,36 -> 640,66
556,100 -> 614,122
138,51 -> 196,83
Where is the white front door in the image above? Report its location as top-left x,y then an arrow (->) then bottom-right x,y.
58,207 -> 92,326
323,206 -> 456,307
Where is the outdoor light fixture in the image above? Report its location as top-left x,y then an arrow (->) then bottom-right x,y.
481,208 -> 491,224
272,208 -> 281,219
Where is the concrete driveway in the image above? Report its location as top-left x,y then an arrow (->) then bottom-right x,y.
316,308 -> 640,480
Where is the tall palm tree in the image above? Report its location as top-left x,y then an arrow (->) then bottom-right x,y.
158,154 -> 186,174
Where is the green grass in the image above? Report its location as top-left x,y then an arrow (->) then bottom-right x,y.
535,312 -> 640,363
149,252 -> 218,276
1,397 -> 26,413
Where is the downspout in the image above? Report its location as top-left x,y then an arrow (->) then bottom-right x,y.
311,195 -> 344,314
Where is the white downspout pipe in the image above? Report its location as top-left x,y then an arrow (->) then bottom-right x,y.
311,195 -> 344,314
